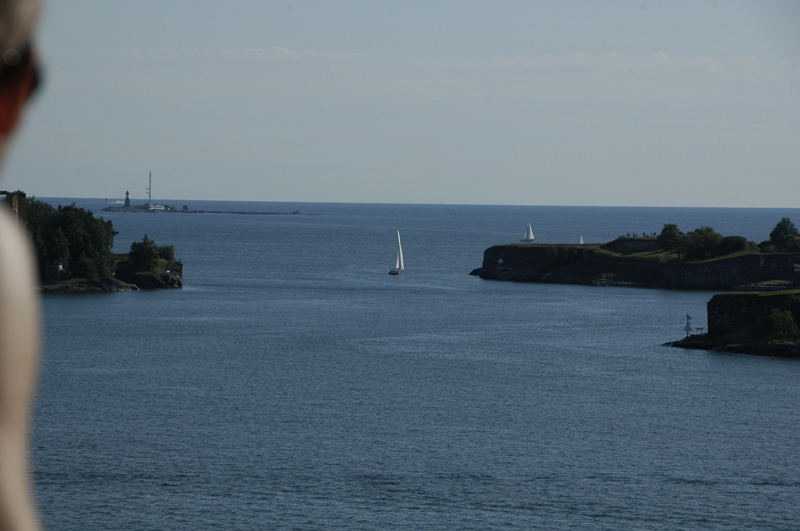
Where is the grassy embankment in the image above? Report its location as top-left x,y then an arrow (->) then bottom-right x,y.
499,240 -> 764,270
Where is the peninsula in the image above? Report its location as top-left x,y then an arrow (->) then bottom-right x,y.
470,239 -> 800,290
22,197 -> 182,292
470,221 -> 800,291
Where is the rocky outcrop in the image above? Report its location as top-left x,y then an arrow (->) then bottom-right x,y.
116,261 -> 182,289
666,333 -> 800,357
41,261 -> 183,293
41,276 -> 139,292
469,244 -> 587,282
664,291 -> 800,357
471,243 -> 800,290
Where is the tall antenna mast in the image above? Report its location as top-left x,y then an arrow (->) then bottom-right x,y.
146,171 -> 152,205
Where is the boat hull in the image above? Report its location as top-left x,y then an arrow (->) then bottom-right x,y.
388,269 -> 401,275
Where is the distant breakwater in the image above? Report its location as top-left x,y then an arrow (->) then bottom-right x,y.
102,206 -> 311,215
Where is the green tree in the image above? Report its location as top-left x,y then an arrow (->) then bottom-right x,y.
51,205 -> 118,279
683,226 -> 722,261
156,244 -> 175,261
129,234 -> 159,271
25,199 -> 117,280
26,199 -> 68,279
657,224 -> 684,252
769,217 -> 799,252
717,235 -> 750,256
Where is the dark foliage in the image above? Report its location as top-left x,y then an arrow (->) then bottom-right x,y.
26,199 -> 117,280
682,226 -> 722,261
767,309 -> 798,337
790,295 -> 800,327
716,235 -> 749,256
769,217 -> 799,252
129,234 -> 160,272
157,244 -> 175,262
657,224 -> 684,252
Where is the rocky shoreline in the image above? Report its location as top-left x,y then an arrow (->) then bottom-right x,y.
662,290 -> 800,358
41,261 -> 182,293
665,333 -> 800,358
41,276 -> 139,292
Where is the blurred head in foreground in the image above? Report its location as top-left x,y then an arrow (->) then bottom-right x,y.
0,0 -> 41,530
0,0 -> 38,157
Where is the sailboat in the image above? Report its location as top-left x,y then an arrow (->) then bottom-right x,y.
388,230 -> 404,275
520,222 -> 535,242
580,234 -> 584,245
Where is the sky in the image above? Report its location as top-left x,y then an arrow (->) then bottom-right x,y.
2,0 -> 799,206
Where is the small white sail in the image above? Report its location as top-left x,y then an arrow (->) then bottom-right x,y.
521,222 -> 535,242
396,230 -> 404,271
389,230 -> 404,275
580,234 -> 584,245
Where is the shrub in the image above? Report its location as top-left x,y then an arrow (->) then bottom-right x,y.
717,236 -> 749,256
157,244 -> 175,262
683,226 -> 722,261
767,309 -> 798,337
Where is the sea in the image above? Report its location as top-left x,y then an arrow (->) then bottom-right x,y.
33,200 -> 800,530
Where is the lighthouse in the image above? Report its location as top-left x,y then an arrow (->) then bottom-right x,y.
124,190 -> 130,207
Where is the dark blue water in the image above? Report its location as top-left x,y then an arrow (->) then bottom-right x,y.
34,202 -> 800,530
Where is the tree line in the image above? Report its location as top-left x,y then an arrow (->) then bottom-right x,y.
25,198 -> 174,282
656,217 -> 799,261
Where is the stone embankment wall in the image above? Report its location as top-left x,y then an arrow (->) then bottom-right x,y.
707,292 -> 799,335
473,244 -> 800,290
656,254 -> 800,290
475,245 -> 586,282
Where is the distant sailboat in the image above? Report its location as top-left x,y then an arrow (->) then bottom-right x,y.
521,222 -> 535,242
388,230 -> 404,275
580,234 -> 584,245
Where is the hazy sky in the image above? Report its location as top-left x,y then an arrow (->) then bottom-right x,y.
3,1 -> 799,206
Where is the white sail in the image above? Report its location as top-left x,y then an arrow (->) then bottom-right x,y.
521,222 -> 535,242
580,234 -> 584,245
389,230 -> 404,274
396,230 -> 404,270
